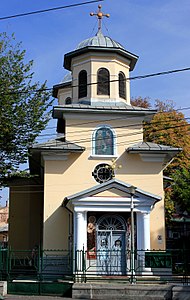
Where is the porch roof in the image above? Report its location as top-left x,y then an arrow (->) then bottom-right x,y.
63,178 -> 161,204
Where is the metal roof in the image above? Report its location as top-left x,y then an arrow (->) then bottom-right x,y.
53,104 -> 156,119
127,142 -> 182,153
31,137 -> 85,152
64,178 -> 161,203
76,31 -> 125,50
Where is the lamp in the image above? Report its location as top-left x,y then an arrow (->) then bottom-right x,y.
129,185 -> 137,284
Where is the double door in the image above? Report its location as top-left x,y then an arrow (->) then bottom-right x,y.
97,230 -> 126,274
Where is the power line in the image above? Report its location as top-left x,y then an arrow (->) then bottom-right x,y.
0,0 -> 104,21
36,121 -> 190,148
1,66 -> 190,97
36,114 -> 190,140
43,106 -> 190,131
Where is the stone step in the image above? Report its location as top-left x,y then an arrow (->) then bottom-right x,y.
72,283 -> 173,299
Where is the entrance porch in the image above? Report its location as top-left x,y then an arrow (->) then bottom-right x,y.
64,179 -> 162,277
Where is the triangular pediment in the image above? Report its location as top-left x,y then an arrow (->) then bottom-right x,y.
95,188 -> 130,198
64,179 -> 161,211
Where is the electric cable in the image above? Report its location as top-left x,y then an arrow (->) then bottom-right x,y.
0,0 -> 104,21
36,114 -> 190,140
1,66 -> 190,97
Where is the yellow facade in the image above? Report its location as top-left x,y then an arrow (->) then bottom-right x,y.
8,27 -> 180,260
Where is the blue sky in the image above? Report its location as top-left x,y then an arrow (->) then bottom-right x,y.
1,0 -> 190,204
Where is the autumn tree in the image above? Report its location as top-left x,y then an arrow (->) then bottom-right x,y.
144,100 -> 190,174
131,96 -> 151,108
131,97 -> 190,217
131,98 -> 190,174
0,33 -> 52,185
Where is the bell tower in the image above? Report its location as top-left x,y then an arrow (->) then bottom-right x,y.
53,6 -> 138,107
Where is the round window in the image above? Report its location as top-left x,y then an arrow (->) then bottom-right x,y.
92,163 -> 114,184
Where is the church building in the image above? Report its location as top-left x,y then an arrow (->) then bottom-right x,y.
8,5 -> 181,276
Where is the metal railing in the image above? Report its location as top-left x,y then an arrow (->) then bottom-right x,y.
0,247 -> 190,284
0,247 -> 73,282
74,248 -> 190,284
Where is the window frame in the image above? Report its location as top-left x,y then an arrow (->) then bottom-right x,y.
91,125 -> 117,158
78,70 -> 87,99
97,68 -> 110,96
119,71 -> 126,99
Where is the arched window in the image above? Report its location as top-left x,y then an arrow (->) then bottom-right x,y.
97,68 -> 110,95
93,126 -> 114,156
65,97 -> 72,105
78,70 -> 87,99
119,72 -> 126,99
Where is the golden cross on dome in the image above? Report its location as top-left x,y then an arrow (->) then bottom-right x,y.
90,5 -> 110,32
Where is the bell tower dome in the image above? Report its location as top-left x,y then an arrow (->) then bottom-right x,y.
55,5 -> 138,107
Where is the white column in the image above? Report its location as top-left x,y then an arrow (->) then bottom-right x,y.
136,212 -> 143,250
142,212 -> 150,250
75,210 -> 87,251
136,211 -> 151,273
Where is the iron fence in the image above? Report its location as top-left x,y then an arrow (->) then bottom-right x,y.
74,248 -> 190,284
0,247 -> 190,284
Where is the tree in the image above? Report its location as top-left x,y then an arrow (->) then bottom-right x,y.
144,99 -> 190,174
131,97 -> 190,217
0,33 -> 52,185
171,167 -> 190,214
131,98 -> 190,174
131,96 -> 151,108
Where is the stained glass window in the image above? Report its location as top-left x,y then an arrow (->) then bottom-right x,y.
94,127 -> 114,155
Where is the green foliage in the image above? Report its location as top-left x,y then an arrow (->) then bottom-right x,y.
131,97 -> 190,216
172,168 -> 190,214
135,98 -> 190,174
0,32 -> 53,185
164,187 -> 176,223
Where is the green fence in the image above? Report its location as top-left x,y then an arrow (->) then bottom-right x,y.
0,247 -> 73,296
0,247 -> 190,295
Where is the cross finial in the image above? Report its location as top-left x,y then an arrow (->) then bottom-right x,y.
90,5 -> 110,32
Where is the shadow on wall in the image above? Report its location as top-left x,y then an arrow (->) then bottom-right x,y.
116,152 -> 163,175
45,152 -> 84,175
43,206 -> 71,250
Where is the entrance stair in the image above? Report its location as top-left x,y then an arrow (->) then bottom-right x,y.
72,283 -> 190,299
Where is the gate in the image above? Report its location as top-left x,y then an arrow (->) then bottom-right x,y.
0,247 -> 73,296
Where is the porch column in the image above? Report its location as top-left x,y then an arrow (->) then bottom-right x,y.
74,210 -> 87,251
142,212 -> 150,250
136,211 -> 151,273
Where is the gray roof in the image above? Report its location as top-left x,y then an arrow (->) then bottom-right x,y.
64,178 -> 161,203
76,31 -> 125,50
64,31 -> 138,71
127,142 -> 182,153
31,137 -> 85,152
53,104 -> 156,119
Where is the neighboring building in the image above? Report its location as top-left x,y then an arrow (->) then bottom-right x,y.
0,201 -> 9,247
8,6 -> 181,275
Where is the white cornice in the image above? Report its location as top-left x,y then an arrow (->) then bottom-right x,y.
41,152 -> 70,161
139,153 -> 166,162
